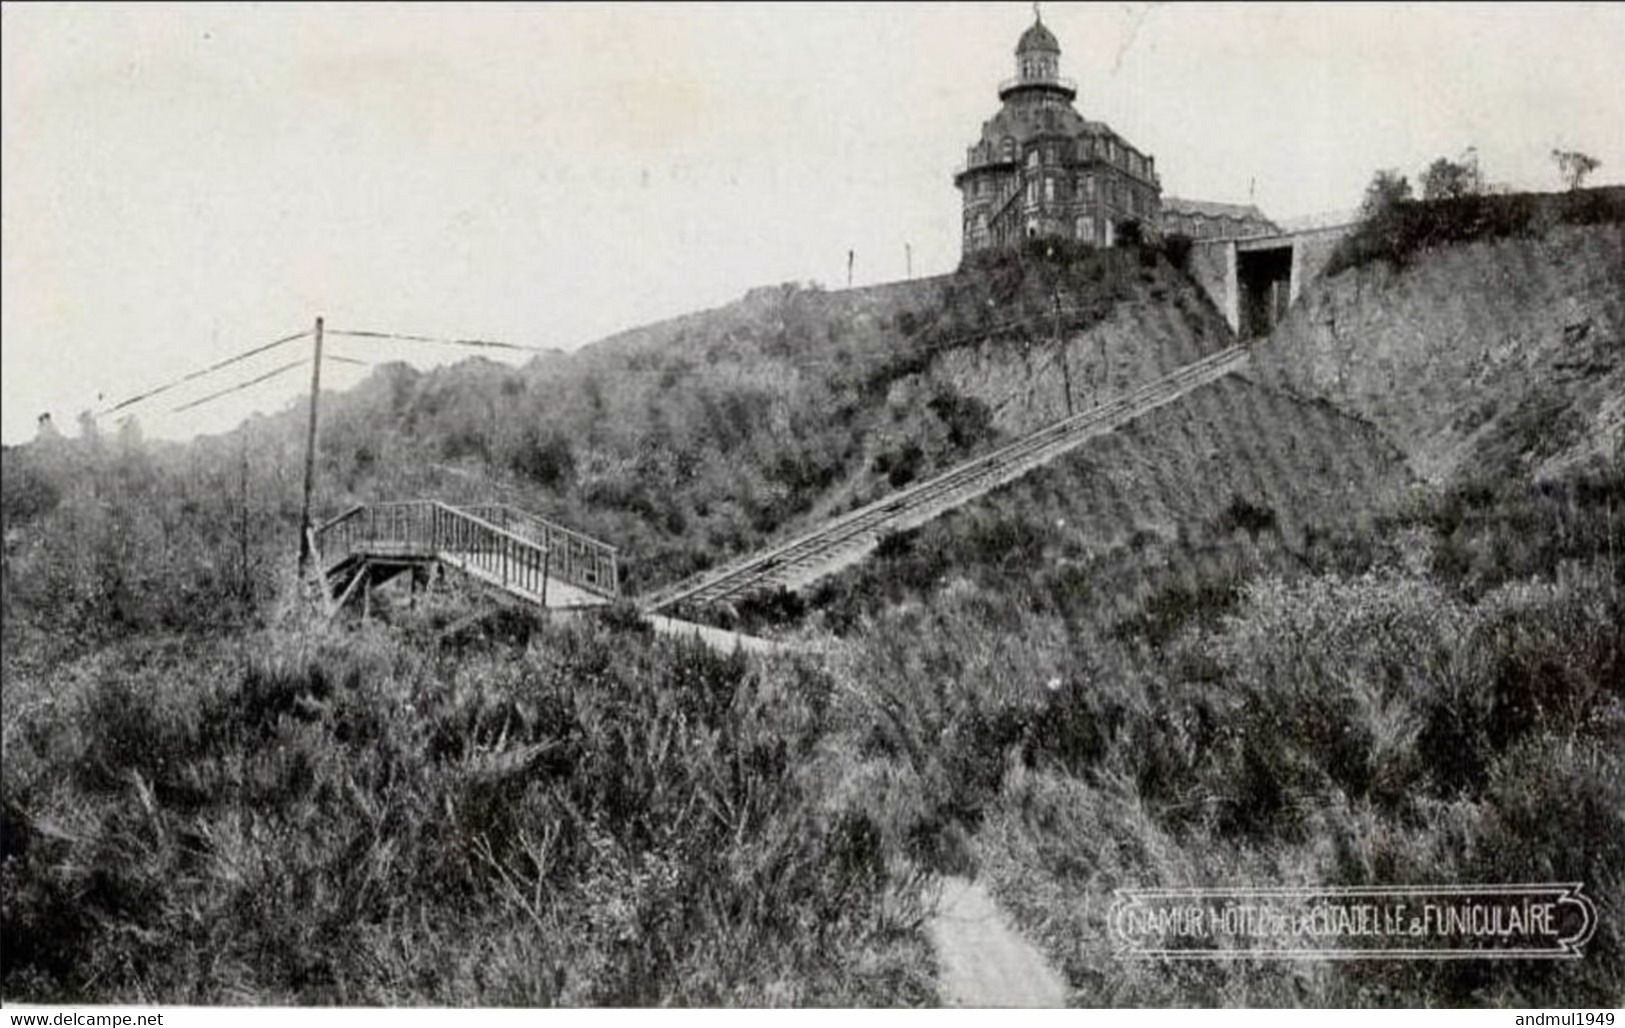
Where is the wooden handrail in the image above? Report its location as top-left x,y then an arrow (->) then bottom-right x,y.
465,502 -> 621,554
312,499 -> 618,607
462,502 -> 620,597
426,501 -> 553,554
315,503 -> 367,534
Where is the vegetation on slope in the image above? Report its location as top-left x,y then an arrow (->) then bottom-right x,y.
801,451 -> 1624,1004
6,217 -> 1621,1007
1324,184 -> 1625,277
3,241 -> 1196,1005
2,603 -> 934,1004
1253,201 -> 1625,483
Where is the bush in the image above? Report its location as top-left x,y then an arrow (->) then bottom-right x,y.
1326,186 -> 1625,276
2,624 -> 937,1004
1159,232 -> 1194,272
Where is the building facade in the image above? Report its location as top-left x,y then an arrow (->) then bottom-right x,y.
954,16 -> 1161,256
1159,198 -> 1279,240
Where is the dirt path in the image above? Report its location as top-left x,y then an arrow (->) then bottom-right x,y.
928,876 -> 1069,1008
644,613 -> 791,655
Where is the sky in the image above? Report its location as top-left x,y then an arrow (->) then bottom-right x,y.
4,2 -> 1623,443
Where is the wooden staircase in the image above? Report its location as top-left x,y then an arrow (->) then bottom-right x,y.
313,500 -> 620,615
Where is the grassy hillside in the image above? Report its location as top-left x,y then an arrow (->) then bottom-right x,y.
2,606 -> 935,1004
2,239 -> 1228,1004
1251,213 -> 1625,483
769,208 -> 1625,1005
5,213 -> 1621,1006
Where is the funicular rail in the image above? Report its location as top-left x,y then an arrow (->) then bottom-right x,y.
640,343 -> 1251,613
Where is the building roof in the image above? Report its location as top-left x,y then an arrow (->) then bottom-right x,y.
1016,19 -> 1060,54
1161,197 -> 1274,222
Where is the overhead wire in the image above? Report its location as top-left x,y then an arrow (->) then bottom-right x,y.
157,354 -> 373,416
171,358 -> 309,413
95,302 -> 1074,420
100,328 -> 311,416
326,329 -> 552,353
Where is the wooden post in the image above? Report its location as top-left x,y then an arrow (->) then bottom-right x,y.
238,424 -> 250,603
1055,292 -> 1073,415
298,316 -> 325,570
541,544 -> 550,608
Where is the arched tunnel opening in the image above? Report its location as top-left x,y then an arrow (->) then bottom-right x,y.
1237,245 -> 1294,339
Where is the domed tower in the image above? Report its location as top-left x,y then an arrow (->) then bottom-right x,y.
953,11 -> 1160,258
1005,14 -> 1073,102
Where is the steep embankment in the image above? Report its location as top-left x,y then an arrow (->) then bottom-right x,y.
305,246 -> 1292,594
1249,221 -> 1625,483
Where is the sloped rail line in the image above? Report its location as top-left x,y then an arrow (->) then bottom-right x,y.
640,343 -> 1251,613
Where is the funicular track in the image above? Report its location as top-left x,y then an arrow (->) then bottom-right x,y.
640,343 -> 1251,613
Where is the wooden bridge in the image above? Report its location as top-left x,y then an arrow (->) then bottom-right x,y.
310,500 -> 620,614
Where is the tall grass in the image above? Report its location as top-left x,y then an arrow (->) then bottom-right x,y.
2,612 -> 935,1005
812,463 -> 1624,1005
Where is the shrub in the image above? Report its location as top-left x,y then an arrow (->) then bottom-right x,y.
2,623 -> 937,1005
1159,232 -> 1194,272
1326,186 -> 1625,276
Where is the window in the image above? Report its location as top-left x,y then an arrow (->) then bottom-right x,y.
1085,175 -> 1096,200
1003,137 -> 1017,162
1027,148 -> 1039,169
1076,216 -> 1093,242
1044,178 -> 1055,203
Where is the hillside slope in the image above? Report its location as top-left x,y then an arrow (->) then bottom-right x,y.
1249,221 -> 1625,483
295,245 -> 1277,593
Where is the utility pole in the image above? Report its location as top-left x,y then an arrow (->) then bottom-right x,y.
1096,332 -> 1108,408
847,249 -> 854,289
298,315 -> 325,571
238,423 -> 250,604
905,242 -> 913,280
1054,290 -> 1073,415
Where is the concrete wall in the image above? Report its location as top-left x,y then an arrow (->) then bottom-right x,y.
1189,225 -> 1352,334
1187,239 -> 1237,331
1286,226 -> 1348,302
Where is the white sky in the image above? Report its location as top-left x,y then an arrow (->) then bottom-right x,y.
4,2 -> 1623,443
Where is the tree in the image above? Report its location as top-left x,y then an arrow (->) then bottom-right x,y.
1421,148 -> 1484,200
1359,169 -> 1413,220
116,415 -> 144,454
1551,149 -> 1601,190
